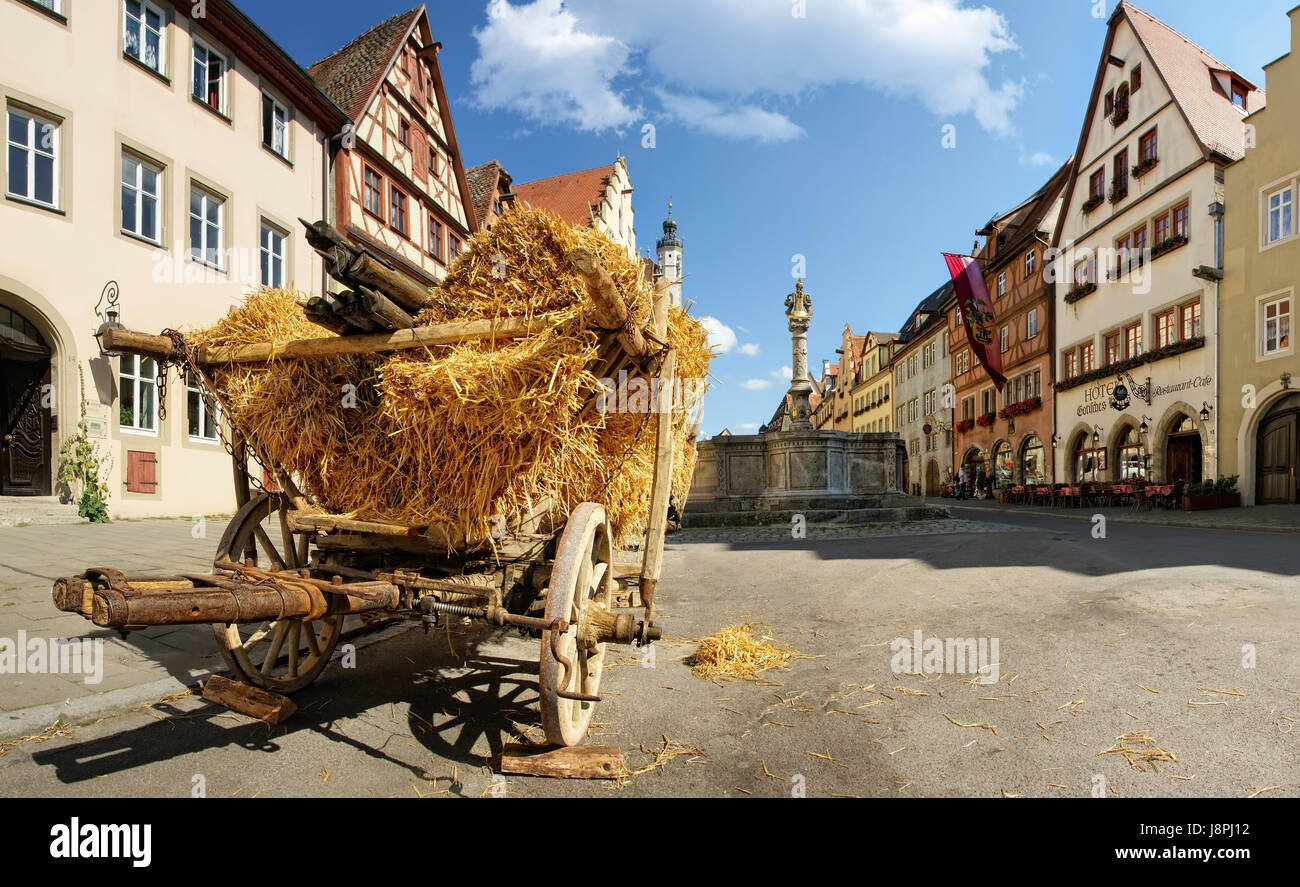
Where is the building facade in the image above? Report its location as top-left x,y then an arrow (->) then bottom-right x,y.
309,7 -> 476,289
952,165 -> 1067,489
850,332 -> 896,434
464,159 -> 515,230
513,157 -> 637,258
0,0 -> 343,513
893,283 -> 956,496
1051,2 -> 1256,486
1221,6 -> 1300,506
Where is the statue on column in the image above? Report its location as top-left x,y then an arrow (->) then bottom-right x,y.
785,280 -> 814,431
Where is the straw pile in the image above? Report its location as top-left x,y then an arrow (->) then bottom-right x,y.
190,208 -> 709,548
687,624 -> 808,682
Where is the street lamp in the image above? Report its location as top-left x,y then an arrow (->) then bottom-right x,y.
1199,401 -> 1213,422
93,281 -> 126,358
1139,415 -> 1152,435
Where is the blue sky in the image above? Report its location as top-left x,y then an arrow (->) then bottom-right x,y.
237,0 -> 1295,435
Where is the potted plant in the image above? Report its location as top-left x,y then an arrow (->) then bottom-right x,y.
1133,155 -> 1159,177
1081,194 -> 1105,214
1181,475 -> 1241,511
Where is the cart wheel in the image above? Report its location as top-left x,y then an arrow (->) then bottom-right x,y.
539,502 -> 613,746
210,492 -> 342,693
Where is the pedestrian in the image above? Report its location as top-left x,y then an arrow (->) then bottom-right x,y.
957,465 -> 967,500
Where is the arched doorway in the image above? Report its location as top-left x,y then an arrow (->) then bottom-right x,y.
925,459 -> 940,497
1020,435 -> 1046,485
1,304 -> 52,495
1165,415 -> 1202,484
1256,393 -> 1299,504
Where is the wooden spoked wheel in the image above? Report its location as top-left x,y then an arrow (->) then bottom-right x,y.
211,492 -> 342,693
539,502 -> 614,746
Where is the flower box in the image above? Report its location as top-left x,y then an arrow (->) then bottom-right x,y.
999,396 -> 1043,420
1181,492 -> 1241,512
1081,194 -> 1105,214
1054,337 -> 1207,392
1109,184 -> 1128,204
1112,105 -> 1130,126
1063,282 -> 1097,304
1151,234 -> 1189,259
976,413 -> 996,427
956,418 -> 976,433
1133,156 -> 1159,177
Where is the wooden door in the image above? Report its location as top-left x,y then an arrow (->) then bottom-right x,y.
1,358 -> 52,496
1256,415 -> 1297,504
1165,434 -> 1201,485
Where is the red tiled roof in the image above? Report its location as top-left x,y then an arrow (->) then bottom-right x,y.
1121,2 -> 1264,160
513,164 -> 616,228
308,7 -> 421,121
465,160 -> 506,228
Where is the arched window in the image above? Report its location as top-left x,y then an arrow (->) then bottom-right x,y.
1074,433 -> 1106,482
1021,435 -> 1046,485
1117,425 -> 1146,480
993,441 -> 1014,485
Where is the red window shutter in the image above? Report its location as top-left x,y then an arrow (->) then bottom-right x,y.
126,450 -> 158,494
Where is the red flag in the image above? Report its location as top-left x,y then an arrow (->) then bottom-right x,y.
943,253 -> 1006,391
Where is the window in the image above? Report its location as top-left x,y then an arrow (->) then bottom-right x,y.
121,152 -> 161,242
1089,169 -> 1105,201
390,187 -> 408,236
1104,89 -> 1114,116
1115,232 -> 1133,273
1268,186 -> 1293,244
189,186 -> 223,268
981,388 -> 995,416
32,0 -> 62,11
124,0 -> 165,74
262,93 -> 289,159
1132,64 -> 1142,92
119,355 -> 158,433
1105,332 -> 1121,367
1263,295 -> 1292,355
1172,202 -> 1189,238
955,351 -> 970,375
1156,310 -> 1177,348
363,167 -> 383,218
429,148 -> 439,177
999,326 -> 1009,353
1154,211 -> 1170,245
398,118 -> 410,147
6,107 -> 59,208
1074,256 -> 1096,285
1140,129 -> 1157,164
1027,308 -> 1039,338
429,216 -> 443,259
1113,149 -> 1129,194
1081,343 -> 1095,374
1231,81 -> 1249,110
997,272 -> 1006,297
260,223 -> 285,288
1117,426 -> 1146,481
1131,225 -> 1147,260
449,234 -> 462,260
1065,350 -> 1079,379
192,38 -> 226,113
186,373 -> 218,441
1180,301 -> 1202,340
961,396 -> 975,422
1125,323 -> 1143,359
1024,249 -> 1035,279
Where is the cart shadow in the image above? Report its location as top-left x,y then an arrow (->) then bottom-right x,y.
27,622 -> 550,790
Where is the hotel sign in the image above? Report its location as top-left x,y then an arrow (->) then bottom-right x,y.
1076,372 -> 1212,417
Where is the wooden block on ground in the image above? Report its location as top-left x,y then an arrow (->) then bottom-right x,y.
202,675 -> 298,725
498,743 -> 625,779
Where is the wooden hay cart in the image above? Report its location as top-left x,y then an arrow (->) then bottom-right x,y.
52,222 -> 682,747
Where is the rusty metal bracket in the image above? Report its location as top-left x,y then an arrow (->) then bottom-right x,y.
549,618 -> 600,702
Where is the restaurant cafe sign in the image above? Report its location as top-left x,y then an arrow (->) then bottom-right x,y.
1075,372 -> 1213,417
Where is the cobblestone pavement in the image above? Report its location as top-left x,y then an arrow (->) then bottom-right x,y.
931,497 -> 1300,532
1,509 -> 1296,797
672,518 -> 1029,544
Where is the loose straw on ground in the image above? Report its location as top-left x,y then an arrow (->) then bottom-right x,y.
687,623 -> 809,682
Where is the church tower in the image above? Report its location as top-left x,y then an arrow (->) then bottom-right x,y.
656,204 -> 683,309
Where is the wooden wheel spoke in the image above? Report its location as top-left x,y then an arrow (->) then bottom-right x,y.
253,525 -> 286,570
278,508 -> 299,569
261,621 -> 290,675
287,622 -> 302,678
303,621 -> 321,657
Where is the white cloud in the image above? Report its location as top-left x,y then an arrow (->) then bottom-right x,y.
469,0 -> 640,131
473,1 -> 1027,141
771,366 -> 793,379
1019,151 -> 1055,167
737,343 -> 762,356
741,379 -> 773,391
655,90 -> 805,143
735,422 -> 761,432
699,316 -> 738,353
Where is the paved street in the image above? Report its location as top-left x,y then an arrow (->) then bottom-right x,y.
0,510 -> 1297,797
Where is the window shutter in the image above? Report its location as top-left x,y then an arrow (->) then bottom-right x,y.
126,450 -> 158,493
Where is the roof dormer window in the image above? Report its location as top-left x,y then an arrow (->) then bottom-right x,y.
1231,81 -> 1248,110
